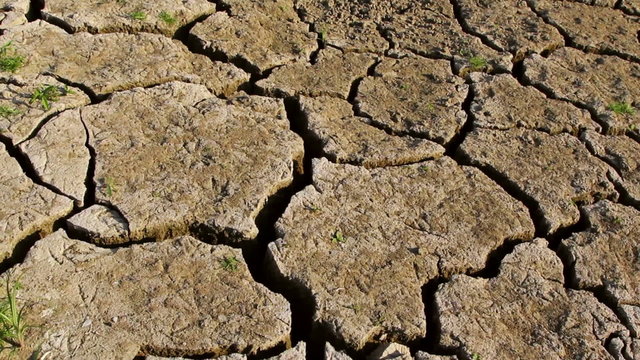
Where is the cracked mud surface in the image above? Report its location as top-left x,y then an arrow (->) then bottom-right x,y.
0,0 -> 639,359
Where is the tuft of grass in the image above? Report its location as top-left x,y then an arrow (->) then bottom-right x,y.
158,11 -> 176,25
220,255 -> 239,271
331,230 -> 347,244
29,84 -> 73,111
319,29 -> 328,45
468,55 -> 488,72
0,42 -> 25,73
0,278 -> 30,352
103,177 -> 117,197
305,204 -> 321,212
607,102 -> 635,116
129,11 -> 147,20
0,105 -> 20,119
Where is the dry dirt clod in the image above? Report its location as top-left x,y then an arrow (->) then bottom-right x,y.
0,75 -> 89,144
414,354 -> 458,360
454,0 -> 564,59
19,109 -> 89,205
0,21 -> 248,97
0,0 -> 29,29
523,48 -> 640,135
565,0 -> 617,6
0,148 -> 73,261
146,340 -> 306,359
267,157 -> 534,350
82,82 -> 303,244
621,0 -> 640,14
299,95 -> 445,167
41,0 -> 216,36
66,205 -> 129,245
458,128 -> 617,235
470,73 -> 599,135
436,238 -> 634,360
256,48 -> 377,99
190,0 -> 317,74
560,200 -> 640,338
529,0 -> 640,62
355,57 -> 468,144
7,230 -> 291,359
324,342 -> 354,360
367,342 -> 412,360
582,131 -> 640,205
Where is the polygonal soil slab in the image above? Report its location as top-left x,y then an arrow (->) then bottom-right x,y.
454,0 -> 563,59
582,131 -> 640,204
298,0 -> 513,73
299,96 -> 445,167
561,200 -> 640,336
0,21 -> 248,97
436,239 -> 634,360
7,230 -> 291,359
458,128 -> 617,234
190,0 -> 317,74
0,0 -> 29,29
529,0 -> 640,62
377,1 -> 512,75
42,0 -> 216,36
294,0 -> 390,53
524,48 -> 640,135
0,75 -> 89,144
19,109 -> 89,204
0,148 -> 73,261
567,0 -> 617,6
355,57 -> 468,144
82,82 -> 303,244
622,0 -> 640,14
256,48 -> 377,99
66,205 -> 129,245
147,341 -> 305,359
267,157 -> 534,349
470,73 -> 598,135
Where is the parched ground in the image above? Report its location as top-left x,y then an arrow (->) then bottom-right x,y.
0,0 -> 638,359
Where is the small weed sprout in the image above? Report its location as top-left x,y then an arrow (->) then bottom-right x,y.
630,124 -> 638,131
0,277 -> 30,352
607,102 -> 635,116
319,29 -> 328,45
305,204 -> 321,212
0,42 -> 25,73
418,165 -> 429,172
220,255 -> 239,271
331,230 -> 346,244
468,55 -> 488,72
613,217 -> 623,225
372,312 -> 384,326
103,177 -> 117,197
29,84 -> 73,111
130,11 -> 147,20
158,11 -> 177,25
472,354 -> 481,360
0,105 -> 20,119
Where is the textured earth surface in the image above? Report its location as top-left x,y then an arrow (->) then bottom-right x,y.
0,0 -> 638,359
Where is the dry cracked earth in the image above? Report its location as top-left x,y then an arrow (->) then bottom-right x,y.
0,0 -> 638,359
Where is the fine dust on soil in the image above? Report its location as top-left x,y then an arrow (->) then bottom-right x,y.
0,0 -> 638,359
